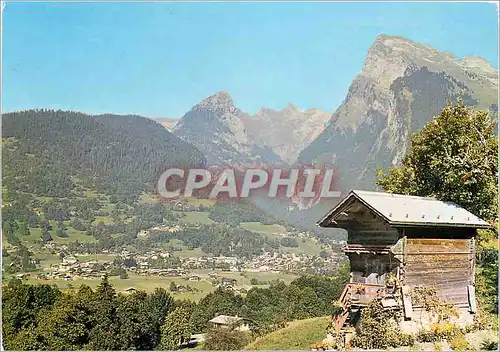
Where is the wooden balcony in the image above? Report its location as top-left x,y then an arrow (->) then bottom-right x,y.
332,283 -> 385,332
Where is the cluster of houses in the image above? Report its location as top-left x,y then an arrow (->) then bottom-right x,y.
42,256 -> 110,280
37,232 -> 341,283
179,255 -> 239,270
241,251 -> 341,274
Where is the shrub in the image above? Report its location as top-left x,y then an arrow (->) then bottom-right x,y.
481,339 -> 499,351
203,326 -> 251,350
332,301 -> 344,315
411,287 -> 459,323
416,322 -> 462,343
449,334 -> 470,351
350,299 -> 414,349
433,342 -> 443,351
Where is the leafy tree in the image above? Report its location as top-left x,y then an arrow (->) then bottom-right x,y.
41,227 -> 53,242
19,222 -> 31,236
142,288 -> 176,347
28,212 -> 40,228
190,288 -> 243,332
280,236 -> 299,247
376,99 -> 497,221
119,271 -> 129,279
56,220 -> 69,238
204,325 -> 250,350
1,279 -> 61,349
34,294 -> 90,350
71,218 -> 87,232
114,291 -> 158,350
3,219 -> 20,245
159,307 -> 193,350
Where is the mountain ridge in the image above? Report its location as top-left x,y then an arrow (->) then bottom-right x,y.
299,34 -> 498,190
172,91 -> 332,165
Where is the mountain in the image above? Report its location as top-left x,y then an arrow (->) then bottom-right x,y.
299,34 -> 499,190
2,109 -> 205,200
241,105 -> 331,164
173,92 -> 331,165
155,117 -> 179,131
172,91 -> 282,165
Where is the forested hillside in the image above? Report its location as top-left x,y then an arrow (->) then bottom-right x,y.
2,109 -> 205,202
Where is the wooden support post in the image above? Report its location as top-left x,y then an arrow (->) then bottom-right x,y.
468,285 -> 477,313
401,285 -> 413,320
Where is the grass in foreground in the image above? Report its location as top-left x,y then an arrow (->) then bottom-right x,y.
244,316 -> 331,350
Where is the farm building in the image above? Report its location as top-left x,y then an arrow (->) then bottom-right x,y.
209,315 -> 250,331
318,190 -> 494,340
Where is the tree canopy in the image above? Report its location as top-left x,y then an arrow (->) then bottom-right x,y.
376,99 -> 498,222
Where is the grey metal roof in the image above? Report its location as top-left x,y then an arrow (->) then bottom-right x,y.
318,190 -> 492,229
209,315 -> 242,325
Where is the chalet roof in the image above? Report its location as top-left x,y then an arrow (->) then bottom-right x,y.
209,315 -> 242,325
318,190 -> 492,229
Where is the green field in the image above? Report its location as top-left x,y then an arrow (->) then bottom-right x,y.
240,222 -> 287,235
241,222 -> 324,256
25,273 -> 214,301
190,269 -> 299,288
245,316 -> 331,350
282,238 -> 324,256
25,226 -> 98,245
176,211 -> 214,225
166,239 -> 207,258
183,197 -> 217,206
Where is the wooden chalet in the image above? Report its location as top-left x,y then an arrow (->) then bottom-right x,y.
318,190 -> 493,337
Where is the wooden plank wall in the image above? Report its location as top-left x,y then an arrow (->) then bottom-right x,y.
403,238 -> 473,305
341,200 -> 403,284
349,253 -> 400,285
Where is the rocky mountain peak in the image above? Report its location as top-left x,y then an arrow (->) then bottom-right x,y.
281,103 -> 302,117
242,104 -> 331,164
459,56 -> 497,73
299,35 -> 498,191
194,90 -> 237,114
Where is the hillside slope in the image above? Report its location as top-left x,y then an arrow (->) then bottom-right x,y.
245,316 -> 331,350
2,109 -> 205,200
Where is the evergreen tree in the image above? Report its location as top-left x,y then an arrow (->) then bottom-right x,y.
159,307 -> 193,350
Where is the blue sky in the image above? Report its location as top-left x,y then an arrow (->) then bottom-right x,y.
2,2 -> 498,118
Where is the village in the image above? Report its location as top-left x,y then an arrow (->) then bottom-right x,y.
16,239 -> 343,295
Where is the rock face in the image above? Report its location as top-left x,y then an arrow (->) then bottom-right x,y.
242,105 -> 331,164
299,34 -> 498,190
173,92 -> 331,165
173,91 -> 282,165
